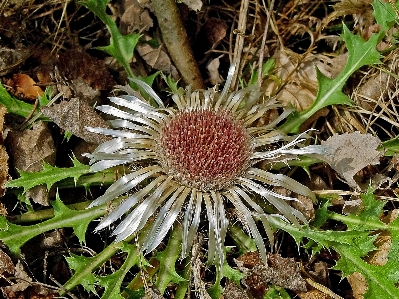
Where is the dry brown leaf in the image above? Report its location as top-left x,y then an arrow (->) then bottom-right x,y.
320,132 -> 382,189
0,47 -> 30,76
9,73 -> 44,101
206,55 -> 224,85
296,289 -> 331,299
2,261 -> 32,294
136,37 -> 173,72
181,0 -> 202,11
264,49 -> 335,111
0,248 -> 14,275
347,272 -> 367,299
56,49 -> 116,91
7,122 -> 56,205
236,252 -> 307,298
116,0 -> 154,33
41,98 -> 110,144
55,78 -> 101,107
222,279 -> 250,299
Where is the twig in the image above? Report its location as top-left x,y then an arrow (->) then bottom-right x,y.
258,0 -> 275,87
152,0 -> 204,90
231,0 -> 250,89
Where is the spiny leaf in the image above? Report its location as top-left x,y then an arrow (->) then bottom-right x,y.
65,254 -> 98,294
78,0 -> 140,78
6,156 -> 91,193
65,242 -> 140,298
269,188 -> 399,299
0,81 -> 50,121
372,0 -> 399,31
0,193 -> 106,255
279,23 -> 383,133
96,243 -> 140,299
155,225 -> 186,294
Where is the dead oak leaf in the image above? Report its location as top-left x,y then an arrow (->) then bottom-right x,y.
320,132 -> 382,189
41,98 -> 110,144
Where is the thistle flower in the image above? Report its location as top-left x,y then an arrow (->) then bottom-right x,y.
85,66 -> 325,269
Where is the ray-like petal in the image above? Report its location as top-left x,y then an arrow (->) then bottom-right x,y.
246,168 -> 316,201
97,105 -> 166,124
129,78 -> 165,108
228,186 -> 275,247
212,191 -> 228,270
237,177 -> 304,226
108,119 -> 157,136
243,104 -> 281,126
95,175 -> 167,231
182,190 -> 202,258
85,127 -> 152,139
224,189 -> 267,262
88,166 -> 162,207
142,186 -> 191,253
108,96 -> 157,114
203,193 -> 217,265
112,178 -> 177,241
215,64 -> 235,107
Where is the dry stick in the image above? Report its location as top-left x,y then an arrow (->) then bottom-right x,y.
231,0 -> 250,89
152,0 -> 204,90
258,0 -> 275,88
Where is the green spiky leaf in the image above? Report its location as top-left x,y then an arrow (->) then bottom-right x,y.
155,225 -> 186,294
78,0 -> 140,78
65,254 -> 98,294
279,23 -> 383,133
372,0 -> 399,31
269,188 -> 399,298
0,193 -> 106,255
6,156 -> 91,193
0,81 -> 50,121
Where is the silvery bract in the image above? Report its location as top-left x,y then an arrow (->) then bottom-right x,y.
85,66 -> 326,270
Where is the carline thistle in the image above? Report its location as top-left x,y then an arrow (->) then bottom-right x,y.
85,65 -> 325,270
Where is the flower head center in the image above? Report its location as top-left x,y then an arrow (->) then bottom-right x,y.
159,109 -> 252,191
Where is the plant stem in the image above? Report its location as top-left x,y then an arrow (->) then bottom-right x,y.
152,0 -> 204,89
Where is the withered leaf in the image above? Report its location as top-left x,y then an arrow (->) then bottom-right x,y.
206,55 -> 224,85
41,98 -> 110,144
0,47 -> 30,76
136,38 -> 173,71
264,49 -> 335,111
1,261 -> 32,294
117,0 -> 154,33
236,252 -> 307,298
320,132 -> 382,189
181,0 -> 203,11
0,248 -> 14,275
7,121 -> 55,205
223,279 -> 250,299
57,49 -> 116,90
7,73 -> 44,101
